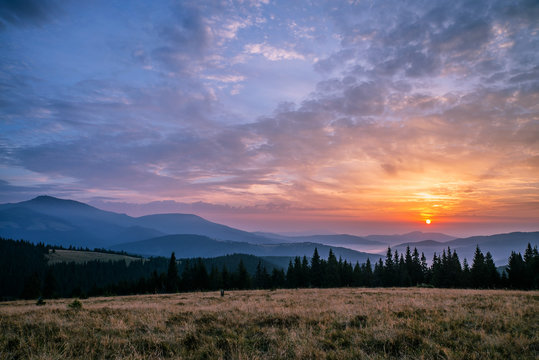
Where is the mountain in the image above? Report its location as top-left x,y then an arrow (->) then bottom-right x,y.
394,240 -> 445,248
0,196 -> 278,248
110,234 -> 382,265
365,231 -> 456,245
0,196 -> 144,248
3,195 -> 133,226
0,207 -> 99,248
134,213 -> 278,245
393,232 -> 539,265
255,232 -> 387,252
2,196 -> 535,266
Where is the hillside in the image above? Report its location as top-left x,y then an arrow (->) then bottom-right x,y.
46,249 -> 143,265
255,233 -> 387,252
1,196 -> 536,266
0,196 -> 279,248
393,231 -> 539,265
365,231 -> 456,245
110,234 -> 382,265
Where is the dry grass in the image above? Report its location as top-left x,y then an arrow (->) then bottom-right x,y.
1,288 -> 538,359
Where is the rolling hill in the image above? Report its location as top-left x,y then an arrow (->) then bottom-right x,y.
393,232 -> 539,265
365,231 -> 456,245
1,196 -> 536,266
0,196 -> 278,248
254,232 -> 387,252
134,213 -> 279,245
110,234 -> 383,265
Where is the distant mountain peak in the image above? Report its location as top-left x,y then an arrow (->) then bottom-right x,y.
30,195 -> 88,206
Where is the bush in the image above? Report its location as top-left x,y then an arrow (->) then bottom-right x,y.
68,299 -> 83,310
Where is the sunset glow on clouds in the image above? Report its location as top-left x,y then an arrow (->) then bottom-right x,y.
1,0 -> 538,235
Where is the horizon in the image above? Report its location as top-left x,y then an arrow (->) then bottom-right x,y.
1,1 -> 538,237
3,194 -> 538,239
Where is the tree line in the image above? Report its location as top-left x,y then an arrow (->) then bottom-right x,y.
0,237 -> 537,301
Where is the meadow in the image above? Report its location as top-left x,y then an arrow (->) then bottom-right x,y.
0,288 -> 537,359
46,249 -> 143,265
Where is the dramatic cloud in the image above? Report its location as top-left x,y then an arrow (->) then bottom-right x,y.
0,0 -> 537,235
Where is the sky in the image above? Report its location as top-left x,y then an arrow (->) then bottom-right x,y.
0,0 -> 538,236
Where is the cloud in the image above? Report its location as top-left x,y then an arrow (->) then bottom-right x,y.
204,74 -> 245,83
244,43 -> 305,61
1,0 -> 538,228
215,18 -> 252,41
150,3 -> 213,74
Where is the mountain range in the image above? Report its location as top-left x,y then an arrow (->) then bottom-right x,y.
0,196 -> 537,266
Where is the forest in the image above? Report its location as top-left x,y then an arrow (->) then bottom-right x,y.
0,237 -> 538,301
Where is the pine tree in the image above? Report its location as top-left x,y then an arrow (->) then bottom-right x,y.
431,253 -> 442,287
310,248 -> 322,287
323,249 -> 339,287
255,260 -> 264,289
461,258 -> 471,288
166,252 -> 179,293
383,247 -> 395,286
363,258 -> 373,287
352,262 -> 362,286
373,258 -> 384,286
420,252 -> 429,284
507,251 -> 525,289
411,247 -> 423,285
399,254 -> 411,286
209,265 -> 221,290
271,268 -> 285,288
236,260 -> 250,289
301,256 -> 310,287
484,252 -> 499,288
42,269 -> 56,299
21,272 -> 41,300
193,259 -> 209,290
286,260 -> 296,288
450,250 -> 462,288
471,246 -> 486,288
523,243 -> 538,289
221,265 -> 231,290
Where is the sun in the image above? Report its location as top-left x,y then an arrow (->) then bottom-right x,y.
425,219 -> 431,225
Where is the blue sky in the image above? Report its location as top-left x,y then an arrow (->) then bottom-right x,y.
1,0 -> 538,235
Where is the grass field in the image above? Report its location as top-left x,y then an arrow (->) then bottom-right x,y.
1,288 -> 537,359
46,249 -> 143,264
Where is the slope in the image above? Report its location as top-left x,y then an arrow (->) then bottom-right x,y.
111,234 -> 383,265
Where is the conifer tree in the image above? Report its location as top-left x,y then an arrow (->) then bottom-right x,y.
461,258 -> 471,288
471,246 -> 486,288
310,248 -> 322,287
236,260 -> 250,289
42,269 -> 56,299
484,252 -> 499,288
323,249 -> 339,287
383,247 -> 395,286
221,265 -> 231,290
166,252 -> 179,293
507,251 -> 525,289
271,268 -> 285,288
193,259 -> 209,290
363,258 -> 374,287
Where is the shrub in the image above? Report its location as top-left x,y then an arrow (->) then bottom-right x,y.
68,299 -> 82,310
